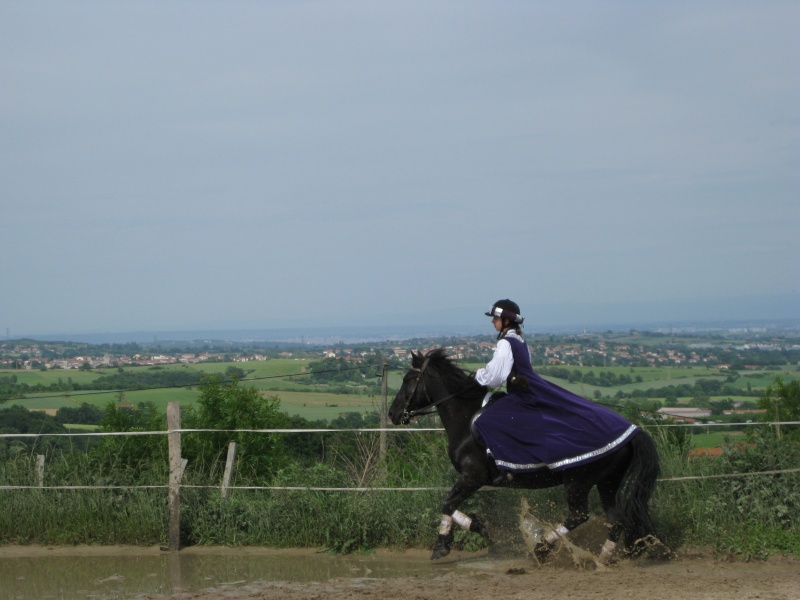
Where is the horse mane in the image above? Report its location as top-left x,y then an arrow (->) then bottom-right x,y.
413,348 -> 486,404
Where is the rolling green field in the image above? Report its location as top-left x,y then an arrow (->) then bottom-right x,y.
2,359 -> 384,421
688,430 -> 747,447
269,390 -> 381,421
4,360 -> 797,429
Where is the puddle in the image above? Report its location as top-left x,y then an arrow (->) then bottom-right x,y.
0,546 -> 485,599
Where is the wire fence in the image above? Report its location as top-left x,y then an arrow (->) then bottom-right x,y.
2,363 -> 798,497
1,420 -> 798,492
4,360 -> 797,553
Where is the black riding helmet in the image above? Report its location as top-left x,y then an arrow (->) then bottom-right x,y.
485,299 -> 524,325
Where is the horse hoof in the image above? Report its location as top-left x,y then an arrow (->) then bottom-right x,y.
533,541 -> 554,563
430,533 -> 453,560
430,547 -> 451,560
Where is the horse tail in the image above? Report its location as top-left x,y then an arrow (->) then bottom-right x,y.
616,430 -> 660,552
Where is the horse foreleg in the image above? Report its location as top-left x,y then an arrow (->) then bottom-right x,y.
432,514 -> 456,560
431,476 -> 486,560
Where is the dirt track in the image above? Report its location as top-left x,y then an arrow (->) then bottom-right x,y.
2,545 -> 797,599
150,551 -> 799,600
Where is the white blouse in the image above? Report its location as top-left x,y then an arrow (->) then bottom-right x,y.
475,331 -> 529,388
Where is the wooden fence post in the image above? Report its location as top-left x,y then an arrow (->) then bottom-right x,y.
380,360 -> 388,463
36,455 -> 45,488
167,402 -> 182,551
221,442 -> 237,499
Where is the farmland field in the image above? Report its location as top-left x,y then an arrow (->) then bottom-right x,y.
2,359 -> 385,421
4,360 -> 797,425
260,389 -> 381,421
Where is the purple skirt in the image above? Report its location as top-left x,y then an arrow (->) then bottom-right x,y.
472,373 -> 638,472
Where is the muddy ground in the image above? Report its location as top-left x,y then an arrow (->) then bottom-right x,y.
158,552 -> 799,600
2,545 -> 797,600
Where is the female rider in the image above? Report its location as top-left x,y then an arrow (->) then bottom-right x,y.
472,299 -> 639,481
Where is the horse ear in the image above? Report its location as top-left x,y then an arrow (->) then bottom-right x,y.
410,351 -> 420,367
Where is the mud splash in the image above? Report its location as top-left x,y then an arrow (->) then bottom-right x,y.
517,497 -> 611,570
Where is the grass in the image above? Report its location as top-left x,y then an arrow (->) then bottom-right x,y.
690,431 -> 746,448
5,356 -> 799,556
1,422 -> 798,556
272,390 -> 381,421
737,369 -> 800,388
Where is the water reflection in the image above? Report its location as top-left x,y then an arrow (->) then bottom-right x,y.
0,547 -> 471,599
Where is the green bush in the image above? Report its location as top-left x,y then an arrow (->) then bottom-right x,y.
1,380 -> 799,557
650,430 -> 800,557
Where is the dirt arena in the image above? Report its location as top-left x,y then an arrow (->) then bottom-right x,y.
156,550 -> 799,600
2,545 -> 797,599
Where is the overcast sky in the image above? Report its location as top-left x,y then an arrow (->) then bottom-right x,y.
2,1 -> 798,337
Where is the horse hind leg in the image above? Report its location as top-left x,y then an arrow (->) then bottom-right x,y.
596,477 -> 624,564
533,483 -> 591,562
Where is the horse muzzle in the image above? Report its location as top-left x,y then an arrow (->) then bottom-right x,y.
389,408 -> 412,426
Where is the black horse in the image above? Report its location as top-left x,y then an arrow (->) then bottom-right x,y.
389,349 -> 660,562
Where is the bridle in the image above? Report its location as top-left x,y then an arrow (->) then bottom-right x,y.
397,356 -> 478,425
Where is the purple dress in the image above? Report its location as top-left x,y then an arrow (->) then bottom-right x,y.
472,336 -> 639,472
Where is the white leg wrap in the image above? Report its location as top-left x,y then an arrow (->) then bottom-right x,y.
545,525 -> 569,545
452,510 -> 473,530
599,540 -> 617,562
438,514 -> 454,535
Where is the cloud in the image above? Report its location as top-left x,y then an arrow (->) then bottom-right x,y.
1,1 -> 798,335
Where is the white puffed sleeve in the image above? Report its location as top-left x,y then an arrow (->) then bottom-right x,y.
475,339 -> 513,388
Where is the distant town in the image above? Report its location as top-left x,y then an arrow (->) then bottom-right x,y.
2,327 -> 799,372
2,327 -> 799,431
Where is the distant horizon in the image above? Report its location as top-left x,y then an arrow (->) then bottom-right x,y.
6,291 -> 798,344
8,296 -> 800,346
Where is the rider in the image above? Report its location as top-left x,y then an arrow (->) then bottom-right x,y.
473,299 -> 639,482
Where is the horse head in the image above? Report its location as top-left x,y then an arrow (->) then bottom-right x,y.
389,349 -> 484,425
388,350 -> 431,425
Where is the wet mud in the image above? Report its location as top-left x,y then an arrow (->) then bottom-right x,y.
1,546 -> 467,599
1,545 -> 798,600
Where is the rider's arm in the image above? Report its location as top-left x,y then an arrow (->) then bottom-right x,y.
475,339 -> 513,388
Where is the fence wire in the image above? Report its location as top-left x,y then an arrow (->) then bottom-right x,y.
1,422 -> 798,439
1,421 -> 799,492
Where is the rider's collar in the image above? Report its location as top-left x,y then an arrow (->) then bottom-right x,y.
500,330 -> 524,342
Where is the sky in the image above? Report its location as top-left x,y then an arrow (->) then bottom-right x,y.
2,1 -> 798,338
